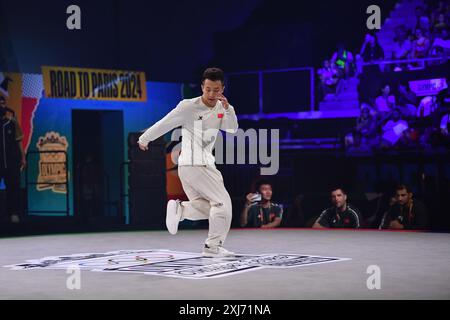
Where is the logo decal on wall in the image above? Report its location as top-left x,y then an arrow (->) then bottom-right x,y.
36,131 -> 69,193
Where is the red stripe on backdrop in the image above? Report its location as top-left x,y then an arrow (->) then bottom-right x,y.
21,97 -> 40,152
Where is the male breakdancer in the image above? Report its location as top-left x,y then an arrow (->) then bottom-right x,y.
138,68 -> 238,257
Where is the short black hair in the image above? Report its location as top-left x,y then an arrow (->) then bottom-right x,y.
255,179 -> 272,192
202,67 -> 224,84
331,187 -> 346,195
396,184 -> 412,193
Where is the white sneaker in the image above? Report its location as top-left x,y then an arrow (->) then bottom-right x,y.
166,200 -> 181,235
202,245 -> 235,258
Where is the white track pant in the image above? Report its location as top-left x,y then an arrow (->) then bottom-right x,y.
178,165 -> 232,248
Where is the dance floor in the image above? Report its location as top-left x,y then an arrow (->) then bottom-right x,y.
1,229 -> 449,299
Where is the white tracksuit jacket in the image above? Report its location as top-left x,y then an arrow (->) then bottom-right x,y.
138,96 -> 238,166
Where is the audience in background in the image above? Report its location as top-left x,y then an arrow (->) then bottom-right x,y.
312,188 -> 362,229
384,2 -> 450,71
416,96 -> 438,118
240,180 -> 283,228
331,43 -> 354,79
318,44 -> 355,98
380,184 -> 429,230
346,80 -> 450,153
317,59 -> 340,98
346,106 -> 378,152
262,2 -> 446,231
429,28 -> 450,58
405,2 -> 450,65
320,0 -> 449,113
355,106 -> 378,138
380,108 -> 409,148
359,33 -> 385,62
396,83 -> 418,117
310,1 -> 445,230
375,84 -> 396,122
392,25 -> 412,61
415,6 -> 431,33
411,28 -> 431,60
433,13 -> 448,33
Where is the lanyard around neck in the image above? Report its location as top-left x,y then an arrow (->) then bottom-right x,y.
259,203 -> 272,224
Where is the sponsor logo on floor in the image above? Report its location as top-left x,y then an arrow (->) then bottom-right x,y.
4,250 -> 351,279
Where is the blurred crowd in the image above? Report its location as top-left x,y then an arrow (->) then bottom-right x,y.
316,0 -> 450,153
318,0 -> 450,99
346,82 -> 450,154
